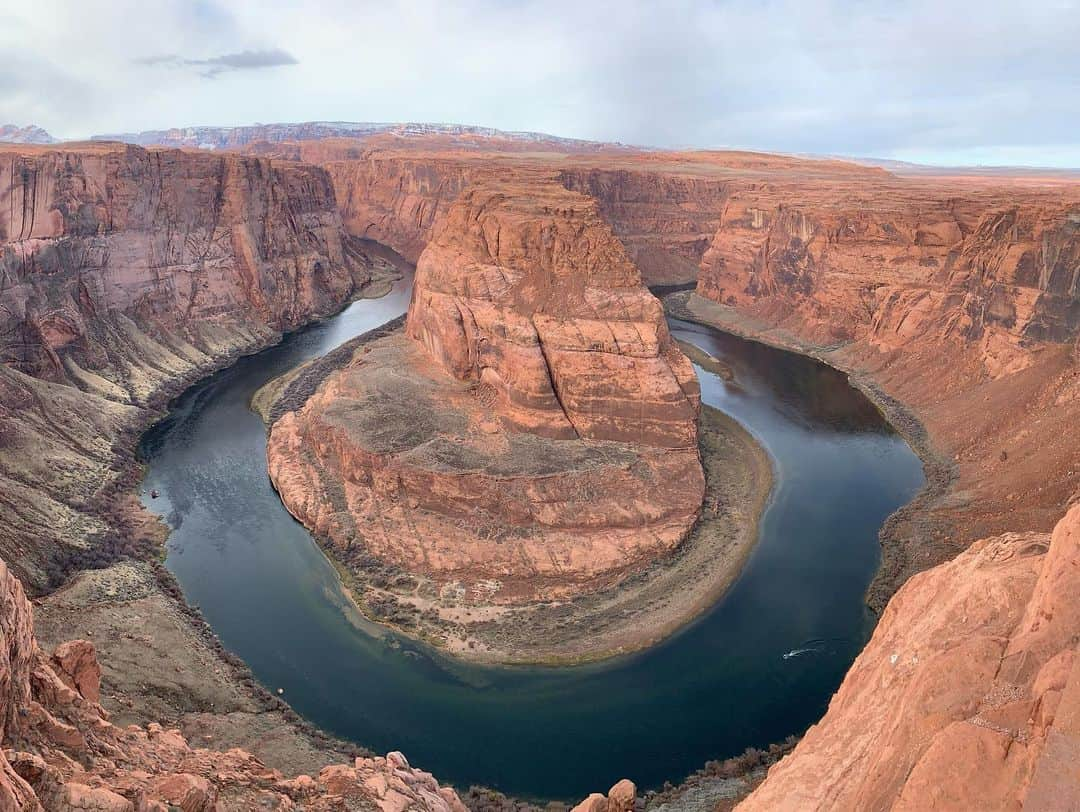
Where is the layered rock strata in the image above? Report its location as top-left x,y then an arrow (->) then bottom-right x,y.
0,143 -> 380,590
268,180 -> 704,606
688,179 -> 1080,597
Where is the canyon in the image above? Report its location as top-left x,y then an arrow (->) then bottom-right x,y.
0,142 -> 389,592
0,129 -> 1076,809
261,177 -> 724,659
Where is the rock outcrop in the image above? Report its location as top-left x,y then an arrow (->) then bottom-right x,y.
267,179 -> 704,610
406,181 -> 700,446
740,503 -> 1080,810
572,779 -> 637,812
0,556 -> 466,811
687,175 -> 1080,598
0,142 -> 381,591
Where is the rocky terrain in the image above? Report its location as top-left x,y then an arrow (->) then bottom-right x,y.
741,504 -> 1080,810
686,173 -> 1080,608
0,556 -> 468,810
0,142 -> 384,591
0,129 -> 1077,809
260,178 -> 751,661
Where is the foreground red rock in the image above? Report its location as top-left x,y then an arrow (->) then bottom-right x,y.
268,179 -> 704,607
0,557 -> 466,810
739,503 -> 1080,810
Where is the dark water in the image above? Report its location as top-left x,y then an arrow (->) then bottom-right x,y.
138,276 -> 924,801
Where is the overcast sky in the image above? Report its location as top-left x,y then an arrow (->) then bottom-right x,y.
2,0 -> 1078,166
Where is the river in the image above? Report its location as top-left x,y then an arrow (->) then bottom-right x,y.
138,271 -> 924,801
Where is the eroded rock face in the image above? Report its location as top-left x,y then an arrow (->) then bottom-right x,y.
317,148 -> 476,263
268,179 -> 704,605
740,503 -> 1080,811
0,557 -> 466,811
688,175 -> 1080,593
697,186 -> 1080,374
0,143 -> 369,383
407,181 -> 700,447
0,142 -> 379,591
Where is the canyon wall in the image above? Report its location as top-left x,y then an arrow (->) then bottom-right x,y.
741,503 -> 1080,810
316,148 -> 476,263
676,169 -> 1080,809
293,145 -> 898,291
0,142 -> 377,591
299,147 -> 733,285
559,168 -> 730,285
691,177 -> 1080,585
0,555 -> 466,810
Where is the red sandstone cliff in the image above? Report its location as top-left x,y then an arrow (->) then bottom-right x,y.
740,503 -> 1080,810
0,142 -> 379,591
406,180 -> 700,446
0,143 -> 369,382
687,175 -> 1080,592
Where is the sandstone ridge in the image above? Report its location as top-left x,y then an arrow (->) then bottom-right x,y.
740,503 -> 1080,810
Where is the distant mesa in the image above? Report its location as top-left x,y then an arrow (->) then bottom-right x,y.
87,121 -> 632,152
0,124 -> 57,144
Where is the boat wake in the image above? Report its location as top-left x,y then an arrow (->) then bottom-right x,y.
782,639 -> 833,660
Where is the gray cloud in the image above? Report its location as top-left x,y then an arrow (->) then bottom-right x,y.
133,53 -> 180,66
3,0 -> 1079,166
135,48 -> 298,77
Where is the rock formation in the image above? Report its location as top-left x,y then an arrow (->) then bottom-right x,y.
406,181 -> 700,446
572,779 -> 637,812
740,503 -> 1080,810
687,175 -> 1080,598
0,556 -> 466,810
267,178 -> 704,608
0,142 -> 381,590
